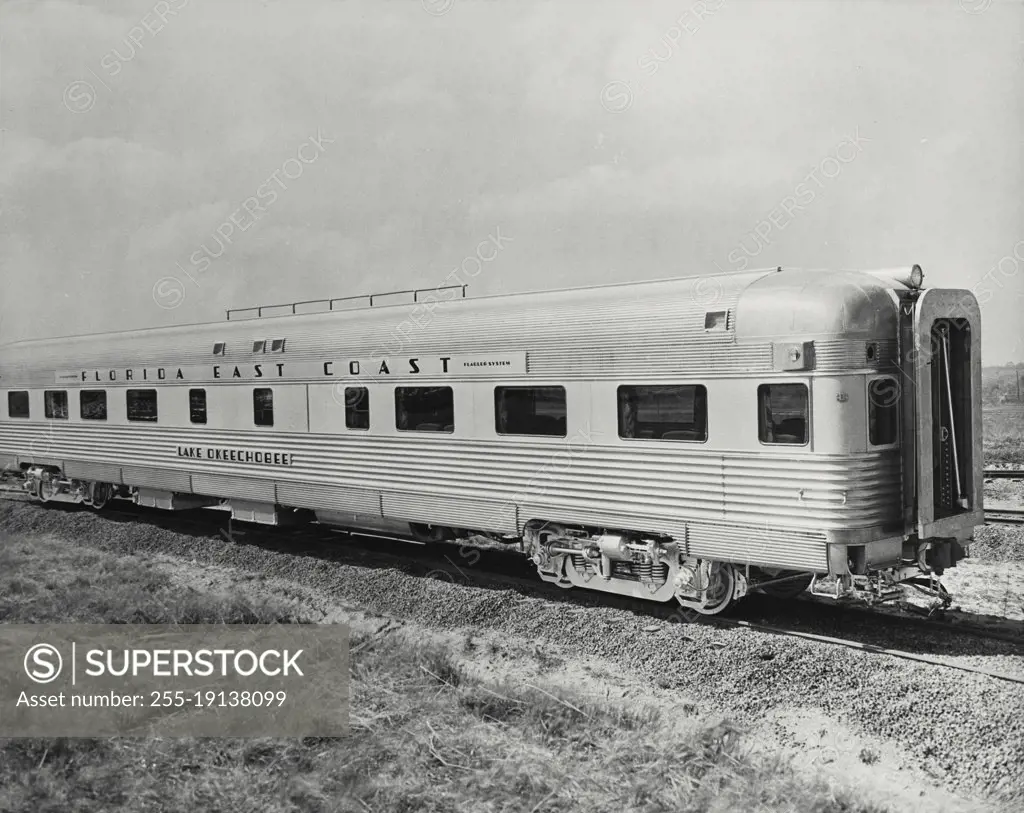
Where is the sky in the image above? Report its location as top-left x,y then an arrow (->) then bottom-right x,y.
0,0 -> 1022,362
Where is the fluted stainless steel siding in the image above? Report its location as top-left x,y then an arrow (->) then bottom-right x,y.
121,465 -> 192,492
814,339 -> 898,370
0,421 -> 899,570
687,524 -> 828,571
191,472 -> 276,503
381,492 -> 518,532
64,460 -> 122,483
275,481 -> 379,514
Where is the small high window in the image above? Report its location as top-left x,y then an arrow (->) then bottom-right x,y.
868,377 -> 899,446
44,390 -> 69,420
758,383 -> 808,445
252,340 -> 266,353
345,387 -> 369,430
704,311 -> 728,331
126,389 -> 158,422
395,387 -> 454,433
271,338 -> 286,353
80,390 -> 107,421
190,389 -> 208,425
618,385 -> 707,442
495,386 -> 566,437
213,342 -> 226,356
7,391 -> 29,419
253,388 -> 274,427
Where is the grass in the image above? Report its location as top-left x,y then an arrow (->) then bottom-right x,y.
0,533 -> 887,813
0,534 -> 315,625
983,407 -> 1024,465
982,365 -> 1024,465
982,365 -> 1024,406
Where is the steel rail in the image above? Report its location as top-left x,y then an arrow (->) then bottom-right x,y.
985,507 -> 1024,525
714,618 -> 1024,685
984,469 -> 1024,479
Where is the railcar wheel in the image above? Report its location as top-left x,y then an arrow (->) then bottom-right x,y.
676,561 -> 739,616
88,482 -> 111,510
698,562 -> 736,615
37,474 -> 59,503
759,572 -> 814,600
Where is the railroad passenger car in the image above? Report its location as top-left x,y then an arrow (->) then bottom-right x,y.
0,266 -> 984,614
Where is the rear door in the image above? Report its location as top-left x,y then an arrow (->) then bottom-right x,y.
911,289 -> 984,539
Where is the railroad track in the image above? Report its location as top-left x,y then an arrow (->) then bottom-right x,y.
2,490 -> 1024,685
719,618 -> 1024,685
984,468 -> 1024,480
986,507 -> 1024,525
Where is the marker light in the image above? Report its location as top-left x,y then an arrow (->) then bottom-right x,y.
909,264 -> 924,289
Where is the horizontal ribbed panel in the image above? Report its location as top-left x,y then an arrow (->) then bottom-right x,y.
276,481 -> 379,514
0,422 -> 895,572
18,455 -> 62,469
63,460 -> 122,483
0,424 -> 902,533
121,465 -> 192,492
688,523 -> 828,571
814,339 -> 898,371
191,473 -> 275,502
525,339 -> 772,377
382,492 -> 518,533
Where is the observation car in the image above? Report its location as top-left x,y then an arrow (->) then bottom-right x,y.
0,266 -> 983,614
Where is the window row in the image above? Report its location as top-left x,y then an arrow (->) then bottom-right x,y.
3,381 -> 901,446
210,339 -> 286,356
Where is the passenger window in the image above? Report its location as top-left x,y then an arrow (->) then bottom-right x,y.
395,387 -> 454,433
80,390 -> 107,421
495,386 -> 566,437
44,390 -> 69,420
7,391 -> 30,418
253,388 -> 274,427
618,385 -> 707,442
126,389 -> 158,422
758,383 -> 808,445
345,387 -> 370,430
868,377 -> 899,446
190,389 -> 208,425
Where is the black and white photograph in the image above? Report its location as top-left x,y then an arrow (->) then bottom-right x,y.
0,0 -> 1022,810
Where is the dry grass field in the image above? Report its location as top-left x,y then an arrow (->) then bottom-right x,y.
0,533 -> 885,813
982,365 -> 1024,465
983,406 -> 1024,466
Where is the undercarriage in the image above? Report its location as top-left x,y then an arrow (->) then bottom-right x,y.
521,520 -> 967,616
522,521 -> 749,615
21,465 -> 122,510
